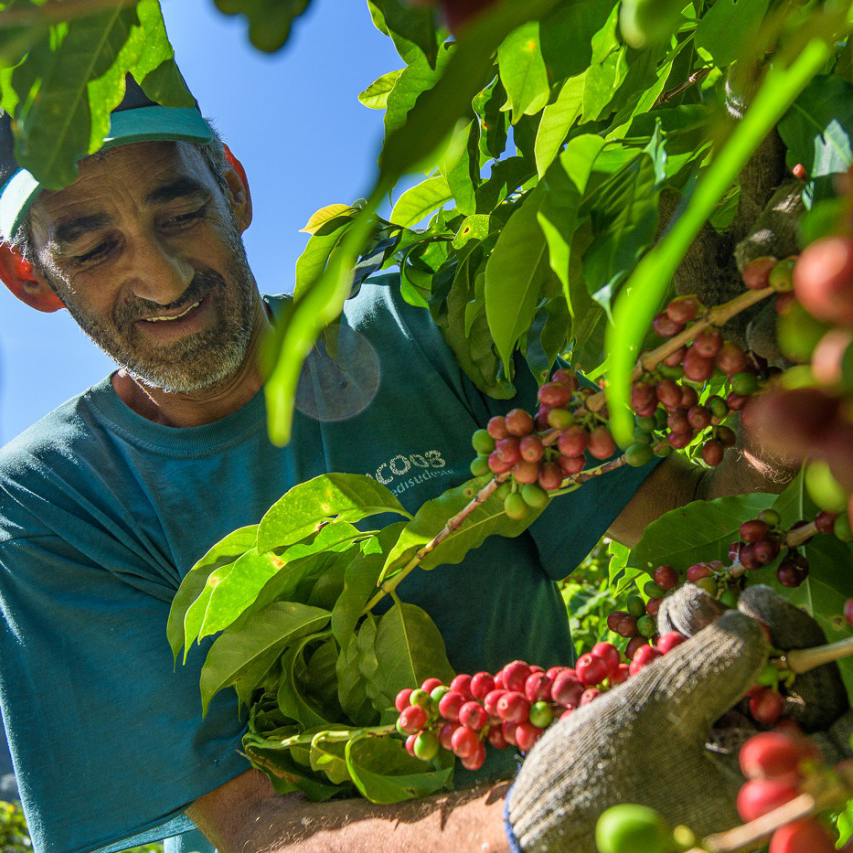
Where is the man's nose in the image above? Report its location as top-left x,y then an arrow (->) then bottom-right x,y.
123,234 -> 195,305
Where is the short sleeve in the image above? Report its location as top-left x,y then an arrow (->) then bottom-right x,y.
0,531 -> 248,853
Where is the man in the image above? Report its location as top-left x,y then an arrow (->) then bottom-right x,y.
0,80 -> 783,853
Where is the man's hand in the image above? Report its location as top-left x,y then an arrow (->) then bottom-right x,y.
186,768 -> 510,853
505,586 -> 851,853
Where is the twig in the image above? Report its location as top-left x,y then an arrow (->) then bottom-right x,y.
653,68 -> 712,108
585,286 -> 775,413
0,0 -> 133,28
783,635 -> 853,675
785,520 -> 817,548
361,457 -> 630,614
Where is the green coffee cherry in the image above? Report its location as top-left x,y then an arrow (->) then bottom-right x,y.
521,483 -> 549,509
627,595 -> 645,618
413,730 -> 440,761
596,803 -> 673,853
757,508 -> 781,527
504,492 -> 528,521
835,513 -> 853,542
719,588 -> 739,609
731,372 -> 758,396
625,444 -> 654,467
805,460 -> 848,513
643,581 -> 664,599
471,428 -> 496,455
494,481 -> 512,501
470,456 -> 491,477
637,615 -> 656,638
778,299 -> 829,362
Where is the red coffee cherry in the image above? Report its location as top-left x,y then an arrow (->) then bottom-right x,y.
625,636 -> 649,659
653,311 -> 683,338
716,340 -> 749,375
737,777 -> 800,821
628,645 -> 662,675
449,674 -> 473,699
740,519 -> 771,542
550,671 -> 584,708
438,691 -> 466,721
459,701 -> 488,731
588,426 -> 617,460
395,688 -> 414,712
607,610 -> 628,632
487,416 -> 509,440
557,425 -> 589,457
524,672 -> 552,702
656,379 -> 681,408
470,672 -> 496,700
666,295 -> 700,324
616,615 -> 639,638
398,704 -> 428,734
450,725 -> 480,758
501,721 -> 519,747
738,732 -> 820,780
501,661 -> 532,693
496,691 -> 530,723
653,564 -> 678,590
742,256 -> 778,290
683,348 -> 716,381
487,725 -> 508,750
576,653 -> 609,687
483,688 -> 506,717
538,382 -> 573,407
701,439 -> 724,467
749,688 -> 786,725
538,461 -> 564,490
793,235 -> 853,326
687,563 -> 713,582
693,327 -> 723,357
590,642 -> 621,677
515,721 -> 543,753
609,663 -> 630,685
558,454 -> 586,477
769,818 -> 837,853
421,677 -> 444,693
656,632 -> 687,654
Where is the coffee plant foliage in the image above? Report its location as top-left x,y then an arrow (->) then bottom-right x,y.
5,0 -> 853,827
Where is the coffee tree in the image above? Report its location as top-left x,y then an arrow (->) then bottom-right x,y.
5,0 -> 853,850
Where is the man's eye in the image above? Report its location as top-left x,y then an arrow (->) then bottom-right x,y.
165,206 -> 206,228
73,240 -> 115,266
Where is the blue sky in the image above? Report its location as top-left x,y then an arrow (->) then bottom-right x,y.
0,0 -> 406,442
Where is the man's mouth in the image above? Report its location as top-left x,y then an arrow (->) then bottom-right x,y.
143,300 -> 202,322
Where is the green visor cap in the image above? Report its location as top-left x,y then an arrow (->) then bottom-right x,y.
0,105 -> 213,241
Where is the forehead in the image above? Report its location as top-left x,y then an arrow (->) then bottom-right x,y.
29,141 -> 214,234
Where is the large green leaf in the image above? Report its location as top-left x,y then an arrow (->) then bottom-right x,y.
213,0 -> 311,53
384,43 -> 453,139
345,733 -> 454,804
367,0 -> 441,67
293,212 -> 357,301
167,524 -> 258,660
381,476 -> 544,577
243,738 -> 343,801
199,601 -> 330,714
372,602 -> 455,702
331,523 -> 405,646
440,119 -> 480,217
534,75 -> 585,177
630,494 -> 778,571
778,76 -> 853,202
257,474 -> 410,553
277,633 -> 337,729
337,633 -> 380,727
356,613 -> 389,712
390,175 -> 453,227
498,21 -> 550,123
485,189 -> 551,373
309,731 -> 353,786
694,0 -> 771,68
537,134 -> 606,313
10,7 -> 137,189
539,0 -> 617,81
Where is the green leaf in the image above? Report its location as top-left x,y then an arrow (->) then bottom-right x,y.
213,0 -> 311,53
384,43 -> 453,139
257,473 -> 410,553
534,74 -> 585,177
243,738 -> 344,801
778,76 -> 853,201
199,601 -> 330,714
379,0 -> 562,180
358,69 -> 404,109
694,0 -> 771,68
485,189 -> 550,373
197,549 -> 285,642
390,175 -> 453,227
539,0 -> 617,81
337,633 -> 380,726
9,7 -> 138,189
331,523 -> 405,646
630,494 -> 778,571
537,134 -> 606,313
582,132 -> 663,312
277,633 -> 337,728
300,203 -> 359,235
345,733 -> 454,804
382,476 -> 545,578
309,731 -> 353,786
498,21 -> 550,123
373,602 -> 456,702
356,613 -> 388,712
167,525 -> 258,660
293,213 -> 356,301
367,0 -> 440,67
440,119 -> 480,217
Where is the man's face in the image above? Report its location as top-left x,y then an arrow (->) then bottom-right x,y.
28,141 -> 258,393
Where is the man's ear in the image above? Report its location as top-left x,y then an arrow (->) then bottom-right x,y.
0,244 -> 64,312
223,144 -> 252,233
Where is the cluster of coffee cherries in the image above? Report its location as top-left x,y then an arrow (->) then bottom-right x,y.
632,291 -> 762,467
729,510 -> 813,589
747,169 -> 853,539
469,368 -> 622,520
395,642 -> 685,769
737,730 -> 849,852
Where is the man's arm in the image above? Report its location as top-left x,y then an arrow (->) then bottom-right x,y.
607,436 -> 796,547
186,770 -> 510,853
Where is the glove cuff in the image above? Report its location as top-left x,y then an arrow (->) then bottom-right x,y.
504,782 -> 524,853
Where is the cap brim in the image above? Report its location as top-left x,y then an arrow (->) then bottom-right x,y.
0,106 -> 213,240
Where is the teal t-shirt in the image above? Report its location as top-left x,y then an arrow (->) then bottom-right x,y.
0,276 -> 653,853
